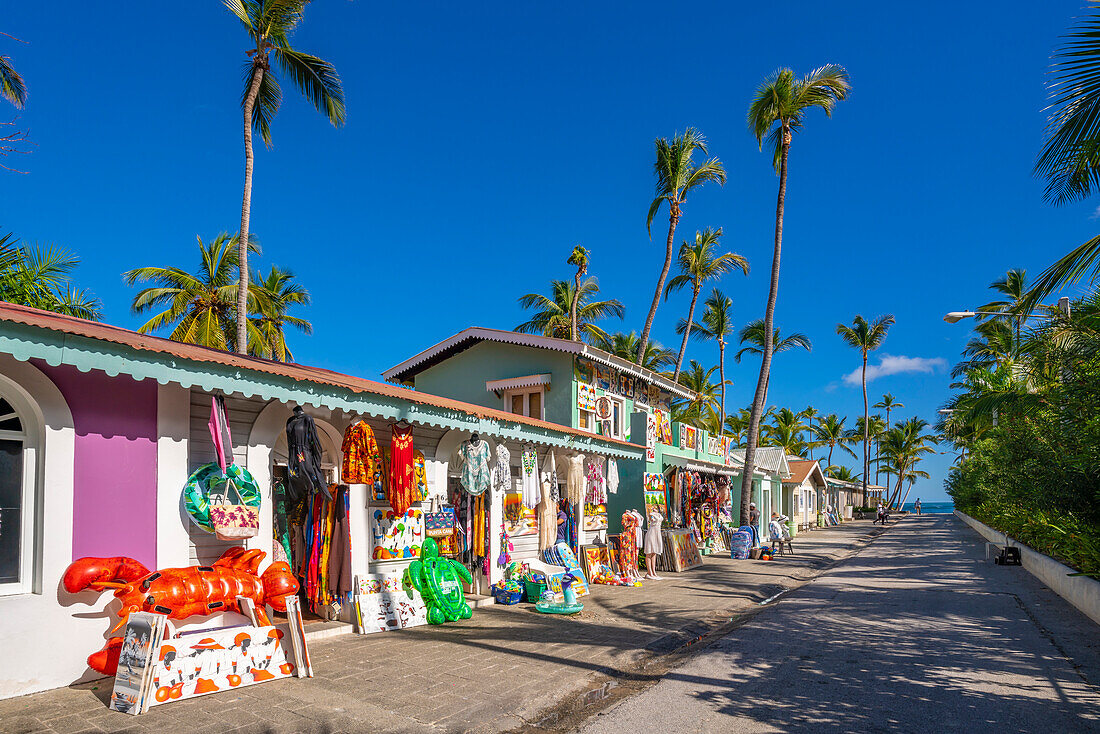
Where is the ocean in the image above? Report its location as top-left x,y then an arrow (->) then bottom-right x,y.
903,501 -> 954,514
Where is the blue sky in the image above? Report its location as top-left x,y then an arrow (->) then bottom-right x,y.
3,2 -> 1096,502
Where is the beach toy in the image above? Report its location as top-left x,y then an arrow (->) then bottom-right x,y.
402,538 -> 473,624
534,573 -> 584,614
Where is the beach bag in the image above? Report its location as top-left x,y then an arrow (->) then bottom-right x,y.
729,530 -> 752,560
208,465 -> 260,541
425,507 -> 456,538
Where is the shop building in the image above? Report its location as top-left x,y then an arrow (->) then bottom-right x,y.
783,459 -> 829,530
0,304 -> 640,699
383,328 -> 790,545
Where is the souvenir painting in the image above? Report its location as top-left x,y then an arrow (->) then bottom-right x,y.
144,622 -> 300,708
596,365 -> 612,391
685,425 -> 697,451
355,573 -> 428,634
664,529 -> 703,572
371,508 -> 424,560
648,383 -> 659,405
583,503 -> 607,530
577,383 -> 597,412
504,492 -> 538,536
644,472 -> 668,519
110,612 -> 161,714
574,359 -> 594,385
634,381 -> 650,406
618,374 -> 634,398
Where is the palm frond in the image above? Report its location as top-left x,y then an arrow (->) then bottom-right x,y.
272,47 -> 346,127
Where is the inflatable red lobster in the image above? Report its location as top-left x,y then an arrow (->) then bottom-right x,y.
63,547 -> 298,676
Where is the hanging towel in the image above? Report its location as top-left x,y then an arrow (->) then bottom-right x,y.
208,395 -> 233,471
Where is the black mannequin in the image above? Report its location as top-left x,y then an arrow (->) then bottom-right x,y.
285,405 -> 330,501
471,432 -> 480,446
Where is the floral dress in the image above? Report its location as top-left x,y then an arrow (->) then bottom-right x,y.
341,420 -> 381,485
458,439 -> 491,496
585,457 -> 606,504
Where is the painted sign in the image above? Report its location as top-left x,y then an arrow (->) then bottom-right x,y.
371,507 -> 424,560
643,472 -> 667,519
646,412 -> 656,462
578,383 -> 597,411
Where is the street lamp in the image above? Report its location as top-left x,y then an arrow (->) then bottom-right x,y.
943,297 -> 1071,323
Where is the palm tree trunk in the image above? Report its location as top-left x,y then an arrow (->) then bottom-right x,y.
861,352 -> 869,502
570,271 -> 581,341
637,207 -> 679,364
899,483 -> 914,512
672,284 -> 700,381
718,339 -> 726,434
883,407 -> 891,493
739,126 -> 790,526
237,64 -> 264,355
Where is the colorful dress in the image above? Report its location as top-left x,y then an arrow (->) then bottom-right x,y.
388,423 -> 416,515
585,457 -> 606,504
458,439 -> 491,495
619,511 -> 641,580
341,420 -> 381,485
521,448 -> 539,508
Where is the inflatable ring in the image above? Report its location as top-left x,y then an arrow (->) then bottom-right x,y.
183,463 -> 262,533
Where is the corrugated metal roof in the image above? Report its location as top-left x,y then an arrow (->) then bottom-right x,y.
0,301 -> 642,453
381,326 -> 697,400
728,446 -> 791,478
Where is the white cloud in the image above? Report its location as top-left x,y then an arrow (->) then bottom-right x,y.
1090,205 -> 1100,220
842,354 -> 947,386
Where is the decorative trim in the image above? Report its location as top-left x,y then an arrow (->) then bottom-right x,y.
485,374 -> 552,393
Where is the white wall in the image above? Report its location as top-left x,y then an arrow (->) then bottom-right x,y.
0,356 -> 93,699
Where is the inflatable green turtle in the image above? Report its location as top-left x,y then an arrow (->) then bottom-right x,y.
403,538 -> 473,624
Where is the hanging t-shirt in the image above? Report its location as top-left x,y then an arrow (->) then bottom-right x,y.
521,448 -> 539,508
458,439 -> 491,495
607,458 -> 619,495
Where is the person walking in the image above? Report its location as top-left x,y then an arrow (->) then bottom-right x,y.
875,502 -> 886,525
915,498 -> 922,516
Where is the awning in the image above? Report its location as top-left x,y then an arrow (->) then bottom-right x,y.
661,453 -> 737,477
486,374 -> 552,393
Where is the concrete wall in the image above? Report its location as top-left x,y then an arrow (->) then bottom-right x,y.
956,510 -> 1100,627
37,363 -> 159,569
413,342 -> 574,425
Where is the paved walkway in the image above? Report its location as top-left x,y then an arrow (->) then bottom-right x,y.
578,514 -> 1100,733
1,522 -> 877,733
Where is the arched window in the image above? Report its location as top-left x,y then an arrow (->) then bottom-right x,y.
0,394 -> 33,594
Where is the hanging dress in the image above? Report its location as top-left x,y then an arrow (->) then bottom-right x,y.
619,511 -> 641,580
521,448 -> 539,508
413,449 -> 428,501
493,444 -> 512,496
585,457 -> 606,505
644,509 -> 664,555
341,420 -> 381,484
564,454 -> 586,505
607,458 -> 619,495
458,439 -> 491,495
286,407 -> 328,501
388,423 -> 416,516
538,451 -> 558,551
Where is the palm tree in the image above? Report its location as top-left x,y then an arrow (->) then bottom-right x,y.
516,278 -> 624,347
733,319 -> 812,408
724,408 -> 753,447
739,64 -> 850,526
680,289 -> 735,432
125,233 -> 262,350
1035,5 -> 1100,205
638,128 -> 726,364
664,228 -> 748,380
672,360 -> 721,429
798,406 -> 819,460
566,246 -> 589,341
878,417 -> 937,509
813,414 -> 857,476
0,232 -> 101,320
226,0 -> 346,354
250,265 -> 312,362
762,408 -> 809,456
836,314 -> 895,502
827,465 -> 860,483
855,414 -> 887,487
979,269 -> 1032,349
608,331 -> 674,372
0,33 -> 27,109
872,394 -> 904,488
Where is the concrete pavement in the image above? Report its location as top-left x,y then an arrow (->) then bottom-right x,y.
0,521 -> 880,734
577,514 -> 1100,733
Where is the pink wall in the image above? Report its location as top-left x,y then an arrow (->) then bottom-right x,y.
34,362 -> 159,568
